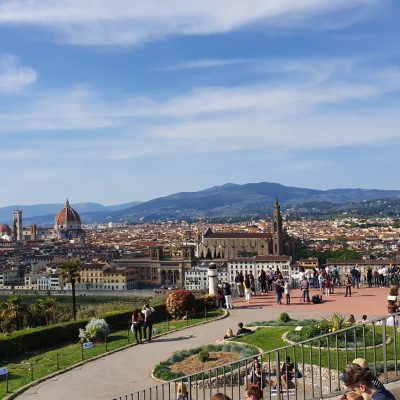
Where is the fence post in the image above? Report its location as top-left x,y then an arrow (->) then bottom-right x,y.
105,335 -> 108,352
275,350 -> 281,399
81,344 -> 84,361
382,318 -> 388,382
204,306 -> 207,321
30,362 -> 33,381
56,353 -> 60,370
5,373 -> 9,393
186,312 -> 188,326
167,317 -> 169,332
128,327 -> 130,344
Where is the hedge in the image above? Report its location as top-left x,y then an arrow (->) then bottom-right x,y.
0,296 -> 214,358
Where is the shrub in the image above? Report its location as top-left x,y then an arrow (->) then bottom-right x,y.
166,290 -> 196,319
279,313 -> 291,323
286,322 -> 383,348
197,295 -> 217,310
198,349 -> 209,362
79,318 -> 110,342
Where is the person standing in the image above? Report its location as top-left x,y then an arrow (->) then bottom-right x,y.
324,277 -> 332,297
259,268 -> 267,294
350,266 -> 357,289
381,265 -> 388,287
345,273 -> 352,297
235,272 -> 243,297
373,268 -> 380,287
223,282 -> 233,309
217,285 -> 225,308
318,271 -> 326,294
367,267 -> 373,288
300,276 -> 310,302
131,309 -> 144,344
249,272 -> 256,296
142,303 -> 155,342
244,274 -> 252,304
313,269 -> 319,288
284,281 -> 291,304
275,278 -> 284,305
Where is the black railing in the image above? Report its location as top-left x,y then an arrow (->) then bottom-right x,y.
111,312 -> 400,400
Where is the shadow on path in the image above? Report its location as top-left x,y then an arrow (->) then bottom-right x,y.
151,335 -> 195,343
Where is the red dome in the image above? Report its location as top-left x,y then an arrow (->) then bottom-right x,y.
54,199 -> 81,228
0,224 -> 12,235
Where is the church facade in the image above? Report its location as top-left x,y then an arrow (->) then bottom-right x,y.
198,198 -> 300,259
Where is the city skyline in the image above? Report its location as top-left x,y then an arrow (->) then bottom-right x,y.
1,1 -> 400,206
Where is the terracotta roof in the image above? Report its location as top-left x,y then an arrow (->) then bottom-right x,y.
54,199 -> 81,227
205,232 -> 272,239
230,255 -> 291,262
326,259 -> 399,265
0,224 -> 12,235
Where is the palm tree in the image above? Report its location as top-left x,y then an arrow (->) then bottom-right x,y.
1,295 -> 27,331
59,260 -> 81,321
35,297 -> 59,325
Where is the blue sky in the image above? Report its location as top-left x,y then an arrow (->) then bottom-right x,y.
1,0 -> 400,206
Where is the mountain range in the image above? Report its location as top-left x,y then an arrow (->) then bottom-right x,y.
1,182 -> 400,225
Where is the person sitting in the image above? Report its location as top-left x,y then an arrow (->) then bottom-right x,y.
339,392 -> 364,400
249,357 -> 263,388
347,314 -> 356,324
244,384 -> 262,400
312,294 -> 322,304
212,394 -> 231,400
224,328 -> 234,340
273,356 -> 295,390
342,364 -> 395,400
351,358 -> 384,390
356,315 -> 369,324
176,382 -> 188,400
237,322 -> 252,336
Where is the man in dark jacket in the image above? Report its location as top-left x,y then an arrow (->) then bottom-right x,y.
259,269 -> 267,294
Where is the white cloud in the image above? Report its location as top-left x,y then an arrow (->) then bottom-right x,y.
0,55 -> 37,92
1,56 -> 399,162
157,58 -> 247,71
0,0 -> 381,46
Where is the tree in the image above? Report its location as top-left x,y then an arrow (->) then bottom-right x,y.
35,297 -> 59,325
59,260 -> 81,321
0,295 -> 27,331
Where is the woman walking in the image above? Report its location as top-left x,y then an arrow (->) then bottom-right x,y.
131,308 -> 144,344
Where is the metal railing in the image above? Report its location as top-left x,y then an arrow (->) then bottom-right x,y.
111,312 -> 400,400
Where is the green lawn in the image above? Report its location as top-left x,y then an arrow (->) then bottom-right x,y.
234,325 -> 400,374
0,310 -> 223,398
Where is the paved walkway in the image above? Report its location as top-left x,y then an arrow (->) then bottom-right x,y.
15,286 -> 391,400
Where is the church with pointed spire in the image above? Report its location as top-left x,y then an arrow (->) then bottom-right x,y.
198,197 -> 301,259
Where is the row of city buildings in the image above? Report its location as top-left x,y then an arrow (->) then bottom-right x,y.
1,199 -> 400,292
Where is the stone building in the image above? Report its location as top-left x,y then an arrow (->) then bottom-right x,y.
198,198 -> 300,259
110,244 -> 196,288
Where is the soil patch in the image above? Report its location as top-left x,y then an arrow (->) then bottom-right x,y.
170,351 -> 241,375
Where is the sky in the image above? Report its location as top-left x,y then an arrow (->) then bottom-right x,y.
1,0 -> 400,206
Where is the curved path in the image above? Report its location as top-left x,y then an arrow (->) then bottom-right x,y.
15,286 -> 389,400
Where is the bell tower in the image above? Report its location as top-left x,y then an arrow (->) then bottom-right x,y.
272,197 -> 283,255
13,210 -> 23,242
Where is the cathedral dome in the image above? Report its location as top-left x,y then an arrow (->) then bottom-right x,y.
0,224 -> 12,235
54,199 -> 81,230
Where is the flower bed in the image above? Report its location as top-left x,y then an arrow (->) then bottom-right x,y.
153,342 -> 258,381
